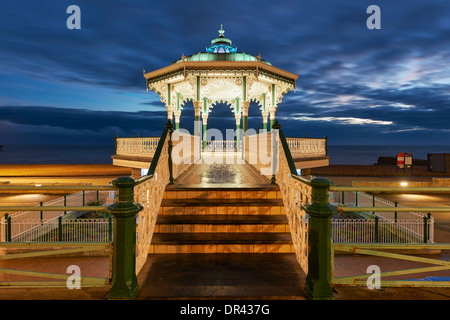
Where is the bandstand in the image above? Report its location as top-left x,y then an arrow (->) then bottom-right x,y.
113,26 -> 329,175
144,25 -> 297,149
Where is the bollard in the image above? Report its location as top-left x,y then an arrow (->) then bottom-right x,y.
107,176 -> 143,300
305,178 -> 338,300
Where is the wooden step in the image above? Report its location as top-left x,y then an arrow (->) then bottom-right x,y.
159,198 -> 285,216
151,183 -> 292,254
149,233 -> 294,254
155,214 -> 289,233
163,186 -> 281,200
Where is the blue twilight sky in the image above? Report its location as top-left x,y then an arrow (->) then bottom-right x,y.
0,0 -> 449,145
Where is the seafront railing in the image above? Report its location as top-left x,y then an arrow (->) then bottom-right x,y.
0,187 -> 115,242
1,217 -> 113,242
330,189 -> 434,243
331,218 -> 430,243
244,121 -> 450,297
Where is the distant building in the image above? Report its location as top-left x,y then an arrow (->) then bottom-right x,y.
428,153 -> 450,173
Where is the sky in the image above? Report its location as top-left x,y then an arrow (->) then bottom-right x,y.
0,0 -> 449,146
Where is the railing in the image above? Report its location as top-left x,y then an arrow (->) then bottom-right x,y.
132,123 -> 199,274
204,140 -> 238,152
330,190 -> 434,243
243,124 -> 312,277
245,121 -> 450,298
133,126 -> 171,275
274,132 -> 311,274
286,137 -> 327,158
115,137 -> 160,157
331,218 -> 430,243
1,217 -> 112,242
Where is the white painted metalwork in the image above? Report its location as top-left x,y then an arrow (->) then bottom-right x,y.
116,137 -> 160,158
1,218 -> 111,242
286,137 -> 326,158
331,218 -> 428,243
205,140 -> 237,152
331,190 -> 434,242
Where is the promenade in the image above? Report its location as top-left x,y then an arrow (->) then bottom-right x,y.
0,163 -> 449,301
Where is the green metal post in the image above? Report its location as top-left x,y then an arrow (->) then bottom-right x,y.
243,115 -> 248,133
166,120 -> 174,185
236,124 -> 240,151
4,213 -> 11,242
394,201 -> 398,223
355,192 -> 358,207
341,191 -> 345,205
107,176 -> 143,300
58,216 -> 63,241
64,195 -> 67,215
97,190 -> 99,200
203,123 -> 207,150
271,120 -> 281,184
83,190 -> 85,206
372,194 -> 375,215
423,213 -> 430,243
374,215 -> 379,243
108,216 -> 113,242
40,201 -> 43,222
305,178 -> 337,300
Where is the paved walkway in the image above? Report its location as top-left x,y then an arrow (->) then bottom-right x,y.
0,160 -> 449,301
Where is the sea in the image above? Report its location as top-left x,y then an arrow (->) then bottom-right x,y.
0,144 -> 449,165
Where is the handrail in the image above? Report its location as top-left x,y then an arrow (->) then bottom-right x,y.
337,206 -> 449,213
0,206 -> 107,212
134,125 -> 170,186
330,186 -> 450,193
0,185 -> 115,193
276,125 -> 311,186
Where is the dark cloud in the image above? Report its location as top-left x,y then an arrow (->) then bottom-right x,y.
0,0 -> 449,145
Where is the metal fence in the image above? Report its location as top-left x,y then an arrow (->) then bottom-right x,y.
331,218 -> 430,243
0,190 -> 115,242
329,190 -> 434,243
4,190 -> 115,221
1,217 -> 113,242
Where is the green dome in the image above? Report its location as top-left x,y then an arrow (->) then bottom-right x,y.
174,25 -> 271,65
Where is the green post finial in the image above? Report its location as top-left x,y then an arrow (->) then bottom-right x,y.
219,24 -> 225,37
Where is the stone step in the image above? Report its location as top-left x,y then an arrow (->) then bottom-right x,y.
155,214 -> 289,233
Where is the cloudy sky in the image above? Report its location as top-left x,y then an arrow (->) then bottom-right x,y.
0,0 -> 449,146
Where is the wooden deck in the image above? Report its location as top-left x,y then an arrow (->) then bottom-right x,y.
174,152 -> 271,188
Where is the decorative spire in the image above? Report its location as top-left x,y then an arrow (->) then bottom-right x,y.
219,24 -> 225,37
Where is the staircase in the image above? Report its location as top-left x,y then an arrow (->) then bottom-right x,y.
150,185 -> 294,254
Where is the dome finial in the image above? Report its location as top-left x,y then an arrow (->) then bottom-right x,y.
219,24 -> 225,37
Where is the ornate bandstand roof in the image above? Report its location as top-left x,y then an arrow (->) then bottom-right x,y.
143,25 -> 298,118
